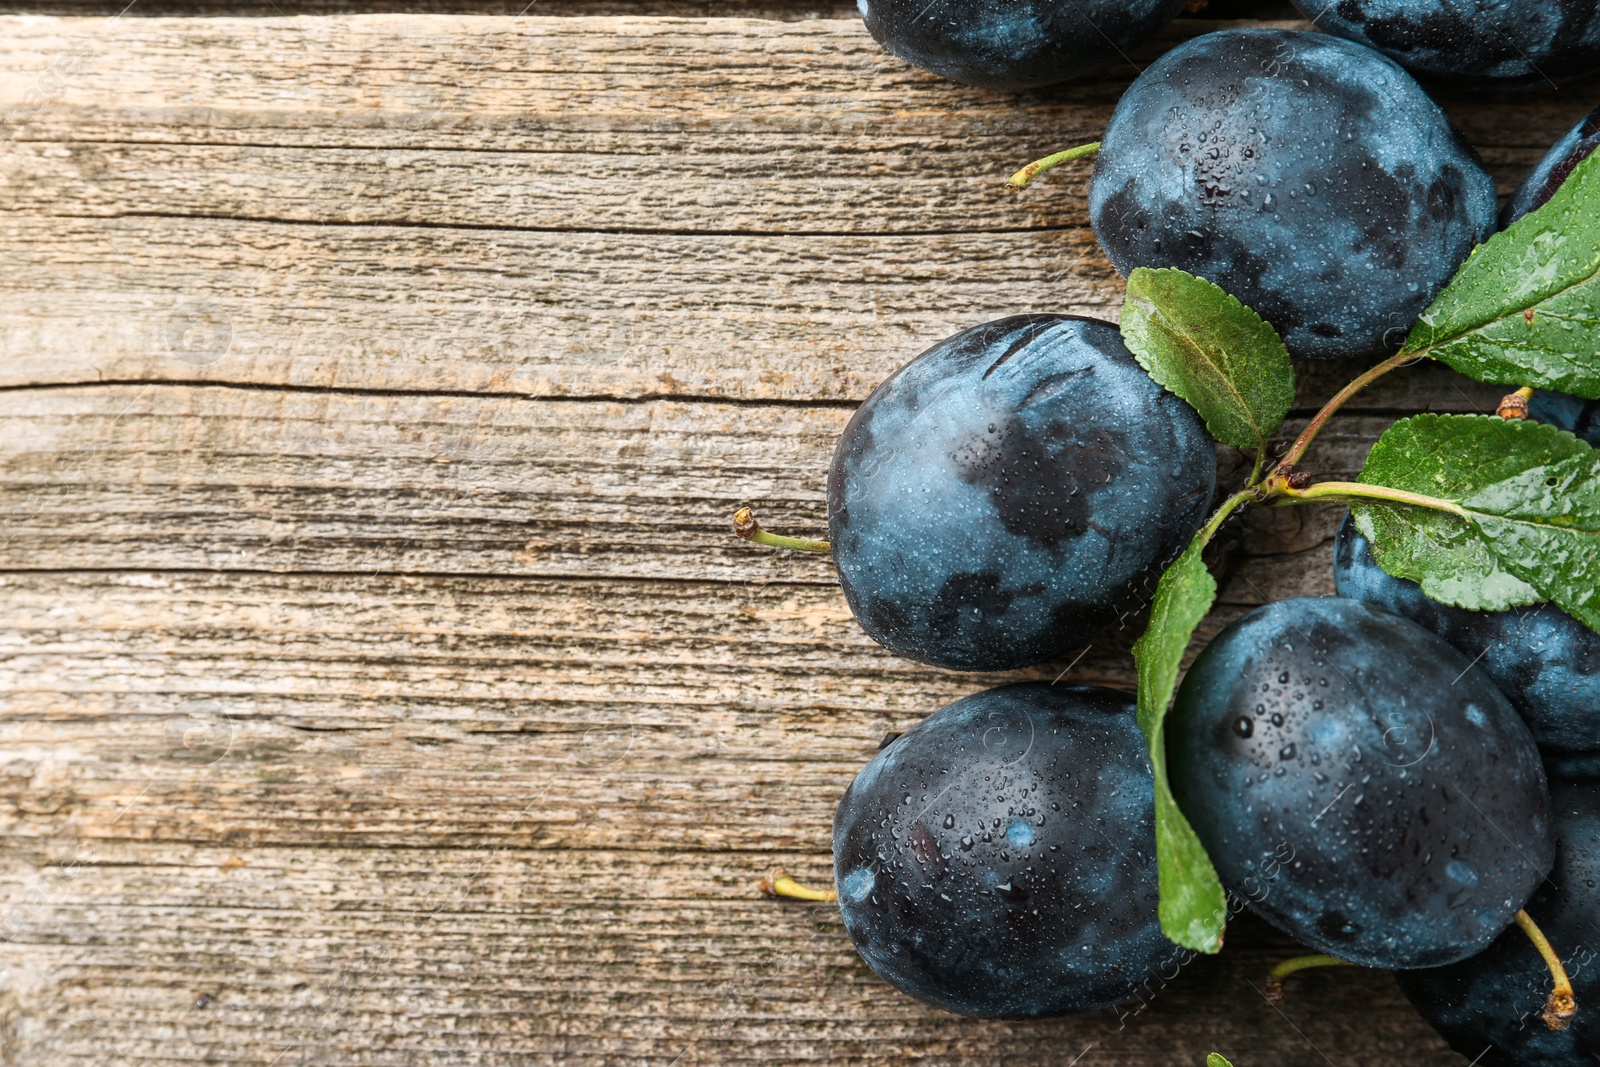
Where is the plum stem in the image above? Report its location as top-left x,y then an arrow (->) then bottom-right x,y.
1514,908 -> 1576,1030
732,507 -> 830,554
1276,350 -> 1420,470
759,868 -> 837,903
1007,142 -> 1101,190
1498,386 -> 1535,419
1262,954 -> 1352,1004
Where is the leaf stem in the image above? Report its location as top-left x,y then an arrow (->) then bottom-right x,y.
759,868 -> 838,903
1514,908 -> 1576,1031
732,507 -> 831,554
1197,488 -> 1258,546
1277,351 -> 1420,470
1272,480 -> 1470,519
1007,142 -> 1101,190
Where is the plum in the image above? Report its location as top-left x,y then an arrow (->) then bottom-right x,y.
828,314 -> 1216,671
1089,28 -> 1497,360
833,682 -> 1185,1016
1395,776 -> 1600,1065
1167,597 -> 1554,968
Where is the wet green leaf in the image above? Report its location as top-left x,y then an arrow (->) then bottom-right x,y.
1403,152 -> 1600,397
1120,267 -> 1296,451
1134,539 -> 1227,953
1355,414 -> 1600,632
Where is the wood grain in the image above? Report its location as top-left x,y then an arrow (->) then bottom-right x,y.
0,8 -> 1552,1064
0,14 -> 1593,400
0,379 -> 1503,580
0,565 -> 1452,1064
0,841 -> 1444,1066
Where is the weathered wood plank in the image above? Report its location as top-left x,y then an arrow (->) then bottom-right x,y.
0,545 -> 1347,856
0,382 -> 1490,579
0,843 -> 1452,1066
0,15 -> 1592,400
0,216 -> 1120,400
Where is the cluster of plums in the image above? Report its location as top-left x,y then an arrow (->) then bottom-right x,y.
762,10 -> 1600,1064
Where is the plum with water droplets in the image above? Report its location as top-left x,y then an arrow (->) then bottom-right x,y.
1395,775 -> 1600,1065
832,682 -> 1184,1017
1089,28 -> 1497,360
1167,597 -> 1553,968
828,315 -> 1216,672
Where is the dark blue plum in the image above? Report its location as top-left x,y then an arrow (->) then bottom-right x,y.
1334,514 -> 1600,754
1503,104 -> 1600,227
833,682 -> 1184,1017
1167,597 -> 1554,969
1531,390 -> 1600,446
828,315 -> 1216,672
858,0 -> 1187,90
1088,29 -> 1498,361
1395,776 -> 1600,1066
1289,0 -> 1600,91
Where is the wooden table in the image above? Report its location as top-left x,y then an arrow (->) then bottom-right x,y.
0,4 -> 1591,1062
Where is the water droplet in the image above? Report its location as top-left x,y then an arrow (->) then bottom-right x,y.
1280,743 -> 1297,760
1233,716 -> 1254,738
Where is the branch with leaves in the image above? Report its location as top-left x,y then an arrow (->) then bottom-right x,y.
1121,151 -> 1600,953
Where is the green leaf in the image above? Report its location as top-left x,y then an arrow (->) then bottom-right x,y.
1355,414 -> 1600,631
1133,539 -> 1228,953
1402,151 -> 1600,398
1206,1057 -> 1235,1067
1120,267 -> 1296,451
